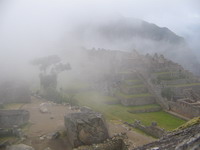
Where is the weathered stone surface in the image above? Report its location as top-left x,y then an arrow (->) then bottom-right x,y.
0,110 -> 29,128
65,107 -> 109,148
6,144 -> 34,150
128,107 -> 161,114
74,133 -> 129,150
39,103 -> 49,113
125,121 -> 165,138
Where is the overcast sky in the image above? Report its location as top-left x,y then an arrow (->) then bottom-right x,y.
0,0 -> 199,66
0,0 -> 199,81
1,0 -> 199,47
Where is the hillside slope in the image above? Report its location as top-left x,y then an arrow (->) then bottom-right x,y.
71,17 -> 200,75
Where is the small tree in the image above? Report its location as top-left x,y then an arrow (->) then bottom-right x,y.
161,88 -> 174,100
31,55 -> 71,100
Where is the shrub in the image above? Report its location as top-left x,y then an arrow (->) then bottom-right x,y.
161,88 -> 174,100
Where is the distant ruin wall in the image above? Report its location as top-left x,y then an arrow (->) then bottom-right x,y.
128,107 -> 161,114
120,86 -> 148,95
171,85 -> 200,97
169,101 -> 200,119
119,96 -> 155,106
0,110 -> 30,128
117,72 -> 138,80
160,79 -> 190,85
0,82 -> 31,104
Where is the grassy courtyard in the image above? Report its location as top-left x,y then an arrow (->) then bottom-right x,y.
75,91 -> 186,131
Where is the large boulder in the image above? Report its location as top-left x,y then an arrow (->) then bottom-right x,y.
6,144 -> 34,150
39,103 -> 49,113
64,107 -> 109,148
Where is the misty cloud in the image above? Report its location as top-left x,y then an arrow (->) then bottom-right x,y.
0,0 -> 199,82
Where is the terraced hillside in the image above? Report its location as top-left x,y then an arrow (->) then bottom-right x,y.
83,49 -> 200,119
115,72 -> 155,106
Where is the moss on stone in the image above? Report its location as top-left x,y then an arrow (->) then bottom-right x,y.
174,117 -> 200,131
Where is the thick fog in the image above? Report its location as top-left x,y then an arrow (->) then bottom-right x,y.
0,0 -> 200,84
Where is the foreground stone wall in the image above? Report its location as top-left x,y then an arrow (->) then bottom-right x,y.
0,110 -> 30,128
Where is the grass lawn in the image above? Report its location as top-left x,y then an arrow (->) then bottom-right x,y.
154,71 -> 175,75
124,79 -> 143,85
75,91 -> 186,131
121,83 -> 145,88
170,83 -> 200,88
2,103 -> 25,110
116,92 -> 152,99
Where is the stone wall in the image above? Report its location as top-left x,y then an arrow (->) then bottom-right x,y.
119,96 -> 155,106
0,81 -> 31,104
120,86 -> 148,95
125,121 -> 165,138
167,85 -> 200,98
160,79 -> 191,85
74,134 -> 128,150
117,72 -> 138,81
0,110 -> 30,128
65,107 -> 109,148
168,100 -> 200,118
134,118 -> 200,150
128,107 -> 161,114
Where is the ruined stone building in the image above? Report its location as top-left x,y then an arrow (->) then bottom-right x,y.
83,49 -> 200,118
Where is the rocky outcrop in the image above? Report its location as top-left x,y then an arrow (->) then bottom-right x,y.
64,107 -> 109,148
134,117 -> 200,150
0,110 -> 29,128
6,144 -> 34,150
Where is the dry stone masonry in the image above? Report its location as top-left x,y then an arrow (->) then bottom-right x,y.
84,49 -> 200,118
64,107 -> 109,148
0,110 -> 29,128
134,117 -> 200,150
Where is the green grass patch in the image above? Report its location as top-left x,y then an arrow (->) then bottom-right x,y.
154,71 -> 176,75
174,117 -> 200,131
116,92 -> 152,99
0,136 -> 18,142
121,83 -> 145,88
124,79 -> 143,85
3,103 -> 25,110
169,83 -> 200,88
127,104 -> 161,111
75,91 -> 186,130
157,75 -> 180,81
